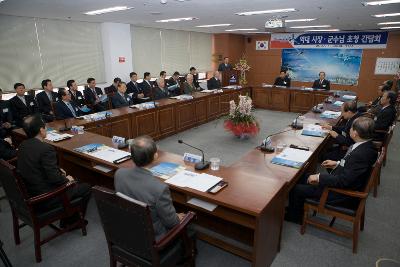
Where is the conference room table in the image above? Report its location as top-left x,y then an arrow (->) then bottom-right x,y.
12,86 -> 356,267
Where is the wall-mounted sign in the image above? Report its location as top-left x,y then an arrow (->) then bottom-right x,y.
118,57 -> 125,63
374,58 -> 400,75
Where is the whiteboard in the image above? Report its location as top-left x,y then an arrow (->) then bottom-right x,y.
374,58 -> 400,75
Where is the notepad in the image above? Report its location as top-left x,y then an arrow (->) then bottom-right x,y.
166,170 -> 222,192
271,147 -> 313,169
74,144 -> 131,164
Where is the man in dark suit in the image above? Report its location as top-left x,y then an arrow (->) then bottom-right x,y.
374,91 -> 397,139
153,79 -> 169,100
111,82 -> 133,108
166,71 -> 181,96
114,136 -> 185,240
189,67 -> 200,89
18,114 -> 91,226
286,116 -> 378,223
0,137 -> 17,160
273,70 -> 291,87
36,79 -> 58,122
218,57 -> 233,72
55,88 -> 83,120
312,71 -> 330,90
9,83 -> 39,127
83,77 -> 107,112
127,72 -> 146,103
67,80 -> 86,108
140,72 -> 153,99
0,89 -> 13,138
104,77 -> 121,95
207,71 -> 222,90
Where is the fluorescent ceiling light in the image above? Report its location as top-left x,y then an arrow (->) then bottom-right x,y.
378,21 -> 400,25
236,8 -> 297,16
285,18 -> 317,22
290,25 -> 331,29
196,24 -> 232,28
0,0 -> 6,3
156,17 -> 198,22
363,0 -> 400,6
372,12 -> 400,17
306,29 -> 341,32
246,32 -> 271,34
380,26 -> 400,29
225,28 -> 258,32
84,6 -> 133,15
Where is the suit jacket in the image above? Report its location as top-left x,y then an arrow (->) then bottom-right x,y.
114,167 -> 179,240
153,87 -> 169,100
9,95 -> 39,127
319,140 -> 377,191
218,63 -> 233,72
166,77 -> 181,96
126,81 -> 142,98
111,92 -> 133,108
0,100 -> 13,124
207,77 -> 221,90
274,77 -> 291,87
374,105 -> 397,131
104,84 -> 118,95
312,79 -> 330,90
17,137 -> 68,197
192,74 -> 200,89
83,87 -> 103,106
183,82 -> 197,95
55,101 -> 82,120
69,90 -> 85,107
0,139 -> 17,160
332,112 -> 363,146
36,91 -> 58,115
139,80 -> 153,98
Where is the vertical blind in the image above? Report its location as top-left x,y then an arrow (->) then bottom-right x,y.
0,15 -> 105,92
131,26 -> 212,77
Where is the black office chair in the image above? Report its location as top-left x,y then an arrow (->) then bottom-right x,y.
93,186 -> 196,267
0,239 -> 13,267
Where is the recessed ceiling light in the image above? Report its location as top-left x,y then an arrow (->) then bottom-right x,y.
306,29 -> 341,32
372,12 -> 400,17
378,21 -> 400,25
235,8 -> 297,16
380,26 -> 400,29
84,6 -> 133,15
285,18 -> 317,22
156,17 -> 198,22
362,0 -> 400,6
290,25 -> 331,29
196,24 -> 232,28
225,28 -> 258,32
246,32 -> 271,34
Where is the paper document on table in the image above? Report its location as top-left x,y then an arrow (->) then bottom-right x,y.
187,198 -> 218,211
271,147 -> 313,169
320,110 -> 341,119
302,124 -> 327,137
333,101 -> 344,106
166,171 -> 222,192
45,131 -> 73,142
342,95 -> 356,100
89,146 -> 131,163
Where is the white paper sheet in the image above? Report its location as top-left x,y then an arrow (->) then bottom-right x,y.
85,146 -> 130,163
275,147 -> 313,163
187,198 -> 218,211
166,170 -> 222,192
45,132 -> 73,142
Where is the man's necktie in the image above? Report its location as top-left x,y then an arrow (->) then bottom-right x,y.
66,102 -> 77,117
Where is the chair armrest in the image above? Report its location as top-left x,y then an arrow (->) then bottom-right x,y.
154,211 -> 196,251
317,187 -> 368,211
27,181 -> 76,205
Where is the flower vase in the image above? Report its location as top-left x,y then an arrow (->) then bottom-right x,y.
239,71 -> 247,86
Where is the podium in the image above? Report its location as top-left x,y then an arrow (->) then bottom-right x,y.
220,70 -> 239,87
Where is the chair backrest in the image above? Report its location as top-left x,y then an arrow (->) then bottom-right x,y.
93,186 -> 156,263
364,147 -> 385,193
0,160 -> 32,223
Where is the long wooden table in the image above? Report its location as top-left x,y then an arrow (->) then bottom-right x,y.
12,87 -> 354,267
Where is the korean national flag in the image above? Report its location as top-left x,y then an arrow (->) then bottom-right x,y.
256,40 -> 268,50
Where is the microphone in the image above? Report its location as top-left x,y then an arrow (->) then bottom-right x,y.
258,128 -> 293,153
291,114 -> 304,130
178,140 -> 210,170
59,119 -> 71,132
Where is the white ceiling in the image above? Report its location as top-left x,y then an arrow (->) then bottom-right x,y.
0,0 -> 399,34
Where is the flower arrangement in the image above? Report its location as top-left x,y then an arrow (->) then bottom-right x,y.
234,55 -> 251,85
224,95 -> 259,139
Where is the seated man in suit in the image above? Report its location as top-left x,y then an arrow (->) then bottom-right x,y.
104,77 -> 121,95
312,71 -> 330,90
364,82 -> 392,114
9,83 -> 39,127
286,116 -> 378,224
111,82 -> 133,108
114,135 -> 185,240
183,74 -> 198,95
273,70 -> 291,87
0,88 -> 13,138
153,78 -> 169,100
140,72 -> 153,99
127,72 -> 146,103
55,88 -> 83,120
374,91 -> 398,139
83,77 -> 107,112
207,71 -> 222,90
67,80 -> 85,108
0,137 -> 17,161
218,57 -> 233,72
321,101 -> 362,161
18,114 -> 91,226
167,71 -> 181,96
159,71 -> 167,81
36,79 -> 58,122
189,67 -> 200,89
